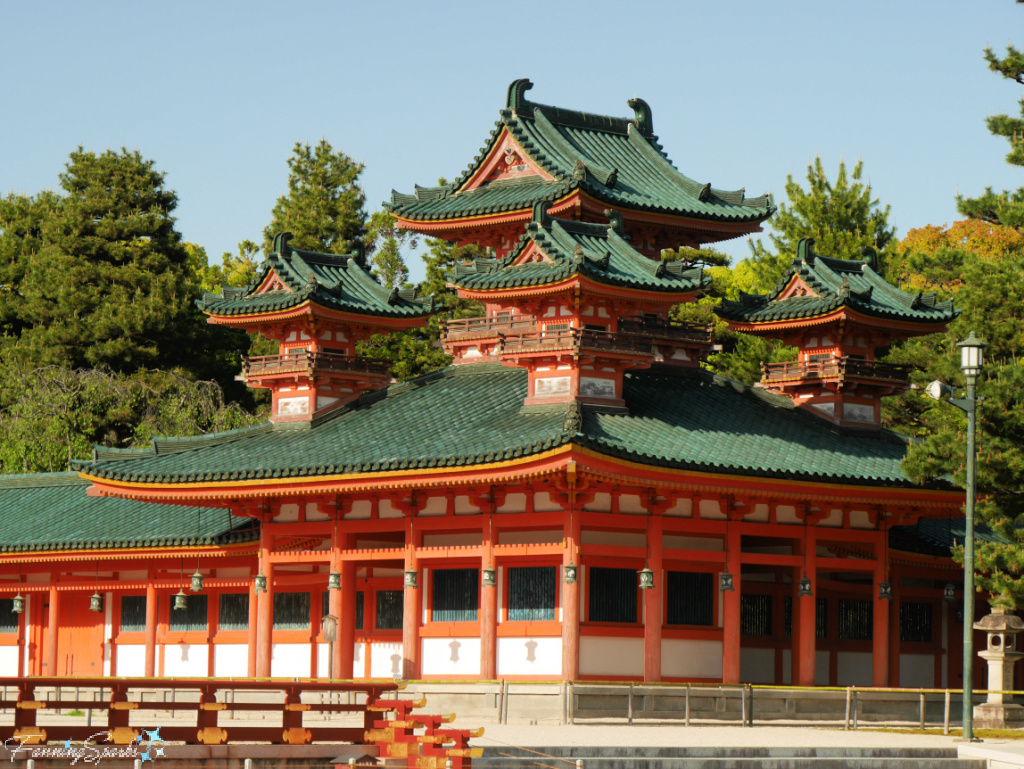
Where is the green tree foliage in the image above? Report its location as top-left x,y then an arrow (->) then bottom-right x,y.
263,139 -> 366,255
190,240 -> 261,294
366,211 -> 414,290
958,38 -> 1024,230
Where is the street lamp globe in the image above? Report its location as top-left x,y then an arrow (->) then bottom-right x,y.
957,332 -> 987,378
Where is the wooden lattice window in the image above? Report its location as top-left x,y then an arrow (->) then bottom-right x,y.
320,590 -> 365,630
666,571 -> 713,626
376,590 -> 403,629
741,594 -> 773,636
273,592 -> 310,630
0,600 -> 15,633
507,566 -> 556,621
432,569 -> 478,622
588,567 -> 638,624
838,599 -> 873,641
219,593 -> 249,631
900,601 -> 933,643
120,596 -> 147,633
783,596 -> 828,639
169,594 -> 208,632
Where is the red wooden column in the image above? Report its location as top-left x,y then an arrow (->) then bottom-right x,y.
888,566 -> 902,687
872,532 -> 890,687
722,519 -> 742,684
562,508 -> 581,681
256,526 -> 274,677
480,513 -> 498,679
144,575 -> 157,677
247,568 -> 258,677
402,522 -> 422,679
643,514 -> 663,682
338,533 -> 356,679
45,579 -> 58,676
795,521 -> 817,687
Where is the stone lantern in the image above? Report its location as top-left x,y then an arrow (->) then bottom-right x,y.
973,607 -> 1024,729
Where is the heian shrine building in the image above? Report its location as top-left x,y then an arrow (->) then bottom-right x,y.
0,80 -> 982,689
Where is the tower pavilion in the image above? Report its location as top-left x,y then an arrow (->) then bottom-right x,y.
197,233 -> 434,424
716,239 -> 957,429
442,204 -> 711,407
387,79 -> 774,259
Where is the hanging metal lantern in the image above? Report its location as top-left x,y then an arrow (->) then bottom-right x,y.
253,572 -> 268,594
190,569 -> 204,593
328,571 -> 342,591
878,580 -> 893,601
798,575 -> 813,597
638,567 -> 655,590
564,562 -> 578,584
719,569 -> 735,593
404,569 -> 419,589
173,589 -> 188,611
482,568 -> 496,588
89,591 -> 103,613
944,582 -> 957,603
11,594 -> 24,615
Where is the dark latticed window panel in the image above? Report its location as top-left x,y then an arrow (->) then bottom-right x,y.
741,594 -> 772,636
588,567 -> 638,623
377,590 -> 403,629
666,571 -> 713,626
432,569 -> 478,622
169,594 -> 208,632
219,593 -> 249,631
507,566 -> 557,621
783,597 -> 828,639
900,601 -> 934,643
838,599 -> 873,641
273,592 -> 310,630
320,590 -> 365,630
120,595 -> 147,633
0,600 -> 15,633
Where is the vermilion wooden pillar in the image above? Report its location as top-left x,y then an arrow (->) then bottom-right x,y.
144,575 -> 157,677
46,580 -> 58,676
562,511 -> 581,681
872,556 -> 890,687
795,524 -> 817,687
643,515 -> 663,682
256,560 -> 274,677
888,566 -> 901,687
722,523 -> 742,684
402,524 -> 421,679
480,514 -> 497,679
247,571 -> 258,677
338,533 -> 356,679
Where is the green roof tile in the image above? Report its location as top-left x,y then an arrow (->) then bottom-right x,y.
197,233 -> 433,319
0,473 -> 255,552
75,364 -> 942,490
716,239 -> 957,325
450,210 -> 706,293
387,79 -> 773,226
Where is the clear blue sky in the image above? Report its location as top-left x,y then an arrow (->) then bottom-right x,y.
3,1 -> 1022,281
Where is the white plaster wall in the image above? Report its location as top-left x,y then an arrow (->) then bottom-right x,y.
782,649 -> 791,683
116,645 -> 146,676
370,642 -> 404,678
664,498 -> 691,517
0,647 -> 18,676
580,636 -> 643,677
424,532 -> 482,547
270,643 -> 310,678
213,644 -> 248,677
836,651 -> 874,686
497,637 -> 561,677
816,650 -> 830,686
740,647 -> 775,683
353,642 -> 366,678
584,493 -> 611,512
618,494 -> 645,513
498,530 -> 560,545
163,643 -> 209,677
419,495 -> 448,516
496,493 -> 526,514
582,530 -> 644,547
533,493 -> 561,513
422,637 -> 481,677
662,639 -> 722,679
900,654 -> 935,688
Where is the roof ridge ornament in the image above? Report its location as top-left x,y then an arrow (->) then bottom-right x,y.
603,208 -> 625,236
797,238 -> 816,265
572,159 -> 587,184
533,200 -> 552,228
627,97 -> 653,137
506,78 -> 533,112
698,183 -> 712,203
861,246 -> 878,271
272,232 -> 293,257
838,275 -> 851,300
571,244 -> 586,267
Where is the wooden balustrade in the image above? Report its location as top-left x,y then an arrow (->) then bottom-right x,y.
761,357 -> 911,384
243,351 -> 391,378
616,315 -> 713,345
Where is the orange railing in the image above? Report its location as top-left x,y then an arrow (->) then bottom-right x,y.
617,315 -> 713,345
761,357 -> 911,384
443,314 -> 538,339
243,351 -> 391,378
501,328 -> 654,356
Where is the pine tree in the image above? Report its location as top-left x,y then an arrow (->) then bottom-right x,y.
263,140 -> 366,255
365,211 -> 413,290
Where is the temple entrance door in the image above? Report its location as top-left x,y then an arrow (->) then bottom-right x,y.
55,594 -> 105,677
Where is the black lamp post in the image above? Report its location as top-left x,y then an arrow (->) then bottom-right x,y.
925,330 -> 986,741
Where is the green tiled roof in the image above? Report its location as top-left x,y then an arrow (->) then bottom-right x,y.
387,79 -> 773,225
0,473 -> 255,553
75,364 -> 942,490
716,239 -> 957,325
197,233 -> 433,319
450,209 -> 705,293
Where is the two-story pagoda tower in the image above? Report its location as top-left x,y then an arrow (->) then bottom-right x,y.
198,233 -> 433,423
387,79 -> 774,258
716,239 -> 957,428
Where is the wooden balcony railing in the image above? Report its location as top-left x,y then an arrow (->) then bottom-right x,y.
617,315 -> 713,345
500,328 -> 654,357
443,314 -> 538,340
243,351 -> 391,379
761,357 -> 912,385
